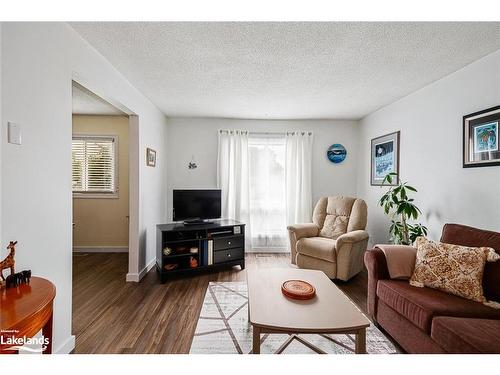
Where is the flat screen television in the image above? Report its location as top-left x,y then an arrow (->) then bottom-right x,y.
173,189 -> 221,223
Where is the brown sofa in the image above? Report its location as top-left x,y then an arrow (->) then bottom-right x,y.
364,223 -> 500,353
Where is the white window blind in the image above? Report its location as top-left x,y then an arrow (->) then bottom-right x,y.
72,136 -> 117,194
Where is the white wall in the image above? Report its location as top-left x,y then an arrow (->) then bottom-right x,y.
0,23 -> 2,245
357,49 -> 500,246
166,118 -> 359,222
0,23 -> 168,353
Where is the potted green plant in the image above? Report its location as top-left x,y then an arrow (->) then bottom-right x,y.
379,172 -> 428,245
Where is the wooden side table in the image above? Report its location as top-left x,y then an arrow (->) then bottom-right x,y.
0,277 -> 56,354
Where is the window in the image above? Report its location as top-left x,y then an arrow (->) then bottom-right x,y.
72,135 -> 117,197
248,135 -> 287,250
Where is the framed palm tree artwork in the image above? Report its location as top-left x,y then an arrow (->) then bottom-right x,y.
463,105 -> 500,168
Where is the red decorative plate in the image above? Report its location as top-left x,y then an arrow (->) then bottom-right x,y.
281,280 -> 316,300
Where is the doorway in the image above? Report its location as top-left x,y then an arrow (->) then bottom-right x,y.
72,82 -> 130,251
71,81 -> 138,339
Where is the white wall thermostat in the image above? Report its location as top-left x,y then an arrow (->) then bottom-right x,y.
8,122 -> 22,145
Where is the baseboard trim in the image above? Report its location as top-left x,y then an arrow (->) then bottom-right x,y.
55,335 -> 75,354
125,272 -> 139,282
73,246 -> 128,253
247,249 -> 289,253
139,258 -> 156,280
126,258 -> 156,282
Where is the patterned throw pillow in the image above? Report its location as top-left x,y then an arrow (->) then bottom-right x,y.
410,237 -> 500,304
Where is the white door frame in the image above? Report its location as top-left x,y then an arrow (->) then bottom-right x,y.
71,76 -> 140,282
126,114 -> 140,281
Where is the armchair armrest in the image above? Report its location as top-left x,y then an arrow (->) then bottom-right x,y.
364,249 -> 390,321
334,230 -> 370,281
287,223 -> 319,265
287,223 -> 319,240
336,230 -> 369,250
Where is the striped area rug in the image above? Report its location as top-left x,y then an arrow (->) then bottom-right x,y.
190,282 -> 400,354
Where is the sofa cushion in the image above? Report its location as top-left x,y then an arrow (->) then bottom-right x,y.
377,280 -> 500,333
297,237 -> 336,262
431,317 -> 500,353
441,223 -> 500,303
409,236 -> 497,304
377,300 -> 446,354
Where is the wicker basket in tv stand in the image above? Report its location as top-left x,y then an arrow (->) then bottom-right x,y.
156,219 -> 245,283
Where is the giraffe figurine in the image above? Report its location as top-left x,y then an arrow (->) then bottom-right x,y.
0,241 -> 17,282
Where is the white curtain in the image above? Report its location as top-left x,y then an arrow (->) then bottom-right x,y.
217,130 -> 251,240
285,131 -> 313,225
248,135 -> 287,250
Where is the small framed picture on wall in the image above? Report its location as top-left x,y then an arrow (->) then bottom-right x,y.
463,105 -> 500,168
146,147 -> 156,167
371,131 -> 400,186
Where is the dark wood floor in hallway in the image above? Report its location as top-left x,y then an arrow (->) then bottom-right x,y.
72,252 -> 368,353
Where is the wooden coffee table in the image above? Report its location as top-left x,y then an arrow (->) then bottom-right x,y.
246,268 -> 370,354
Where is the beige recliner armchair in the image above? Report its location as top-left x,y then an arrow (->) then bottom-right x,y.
287,196 -> 369,281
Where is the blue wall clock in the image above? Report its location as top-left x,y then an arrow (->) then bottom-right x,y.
327,144 -> 347,164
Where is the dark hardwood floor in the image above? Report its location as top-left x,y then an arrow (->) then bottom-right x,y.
72,252 -> 368,353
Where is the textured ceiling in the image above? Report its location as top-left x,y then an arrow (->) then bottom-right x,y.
71,22 -> 500,119
72,83 -> 125,115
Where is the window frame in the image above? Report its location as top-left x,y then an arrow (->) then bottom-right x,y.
72,134 -> 119,199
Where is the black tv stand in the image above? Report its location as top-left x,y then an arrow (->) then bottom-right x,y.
156,219 -> 245,283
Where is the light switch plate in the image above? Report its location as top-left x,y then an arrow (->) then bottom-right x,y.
8,122 -> 22,145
